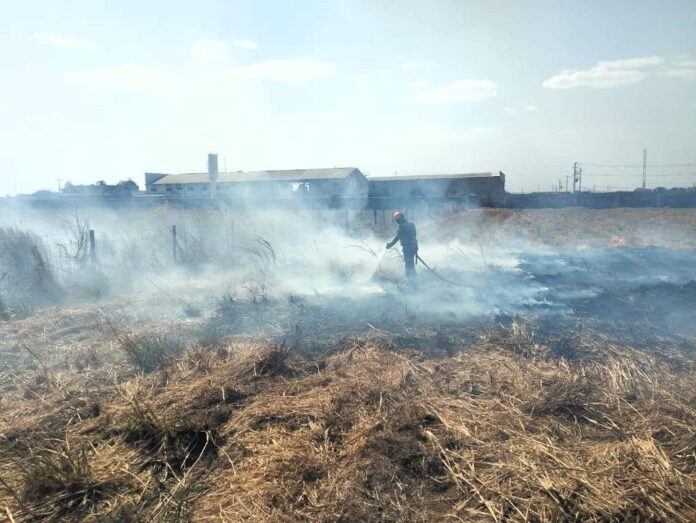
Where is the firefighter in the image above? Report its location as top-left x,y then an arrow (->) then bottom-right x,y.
386,211 -> 418,284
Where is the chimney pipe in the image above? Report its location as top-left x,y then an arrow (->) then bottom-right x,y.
208,153 -> 219,181
208,153 -> 218,200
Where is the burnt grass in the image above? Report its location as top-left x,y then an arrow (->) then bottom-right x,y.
205,292 -> 484,356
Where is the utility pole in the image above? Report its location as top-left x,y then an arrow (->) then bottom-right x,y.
57,179 -> 63,193
578,167 -> 583,192
642,148 -> 647,190
573,162 -> 578,193
565,176 -> 569,192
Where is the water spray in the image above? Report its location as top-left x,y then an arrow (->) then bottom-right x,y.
366,248 -> 388,282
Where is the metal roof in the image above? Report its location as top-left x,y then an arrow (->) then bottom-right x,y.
368,172 -> 503,182
153,167 -> 361,185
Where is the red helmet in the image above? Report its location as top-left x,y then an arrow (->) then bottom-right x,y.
392,211 -> 403,222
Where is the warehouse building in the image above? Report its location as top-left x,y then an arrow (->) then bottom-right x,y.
145,155 -> 505,208
145,155 -> 368,204
367,172 -> 506,207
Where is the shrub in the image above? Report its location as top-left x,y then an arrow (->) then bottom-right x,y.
0,228 -> 63,313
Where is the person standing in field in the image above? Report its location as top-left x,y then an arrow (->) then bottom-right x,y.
386,211 -> 418,285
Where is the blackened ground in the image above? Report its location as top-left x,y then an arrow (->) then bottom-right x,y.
203,246 -> 696,352
520,247 -> 696,335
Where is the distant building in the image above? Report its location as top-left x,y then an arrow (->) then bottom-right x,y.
61,180 -> 139,197
368,172 -> 506,207
145,155 -> 368,203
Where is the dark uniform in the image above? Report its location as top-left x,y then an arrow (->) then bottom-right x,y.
386,217 -> 418,284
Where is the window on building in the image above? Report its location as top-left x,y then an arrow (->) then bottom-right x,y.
166,187 -> 173,192
151,187 -> 158,192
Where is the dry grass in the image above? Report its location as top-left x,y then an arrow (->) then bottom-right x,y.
0,321 -> 693,522
430,208 -> 696,250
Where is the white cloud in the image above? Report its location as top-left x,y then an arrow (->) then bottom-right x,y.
595,56 -> 663,70
662,63 -> 696,79
546,69 -> 646,89
227,59 -> 336,84
234,39 -> 258,50
192,40 -> 229,61
543,56 -> 663,89
35,31 -> 101,53
416,79 -> 497,103
67,66 -> 169,90
525,105 -> 539,112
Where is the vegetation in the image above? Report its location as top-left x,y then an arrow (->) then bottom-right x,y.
119,334 -> 185,373
0,228 -> 62,316
0,208 -> 694,521
0,310 -> 694,522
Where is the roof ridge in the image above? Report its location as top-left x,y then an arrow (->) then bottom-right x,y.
152,167 -> 361,184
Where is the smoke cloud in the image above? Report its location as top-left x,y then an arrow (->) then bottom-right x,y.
1,202 -> 694,336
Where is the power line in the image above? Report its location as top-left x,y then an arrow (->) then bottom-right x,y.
649,163 -> 696,167
579,163 -> 642,168
582,172 -> 696,178
579,162 -> 696,168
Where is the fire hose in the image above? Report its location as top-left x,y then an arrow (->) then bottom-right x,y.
415,253 -> 464,287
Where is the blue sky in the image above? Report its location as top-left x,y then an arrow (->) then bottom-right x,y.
1,0 -> 695,194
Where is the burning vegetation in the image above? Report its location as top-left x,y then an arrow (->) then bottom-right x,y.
0,207 -> 694,522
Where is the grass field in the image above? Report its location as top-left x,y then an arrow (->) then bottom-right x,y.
0,207 -> 695,522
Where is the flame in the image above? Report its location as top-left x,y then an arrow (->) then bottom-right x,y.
609,235 -> 629,247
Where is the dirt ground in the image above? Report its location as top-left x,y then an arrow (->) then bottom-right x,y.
0,208 -> 695,522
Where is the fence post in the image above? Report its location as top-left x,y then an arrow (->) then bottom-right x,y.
172,225 -> 177,263
89,229 -> 96,267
